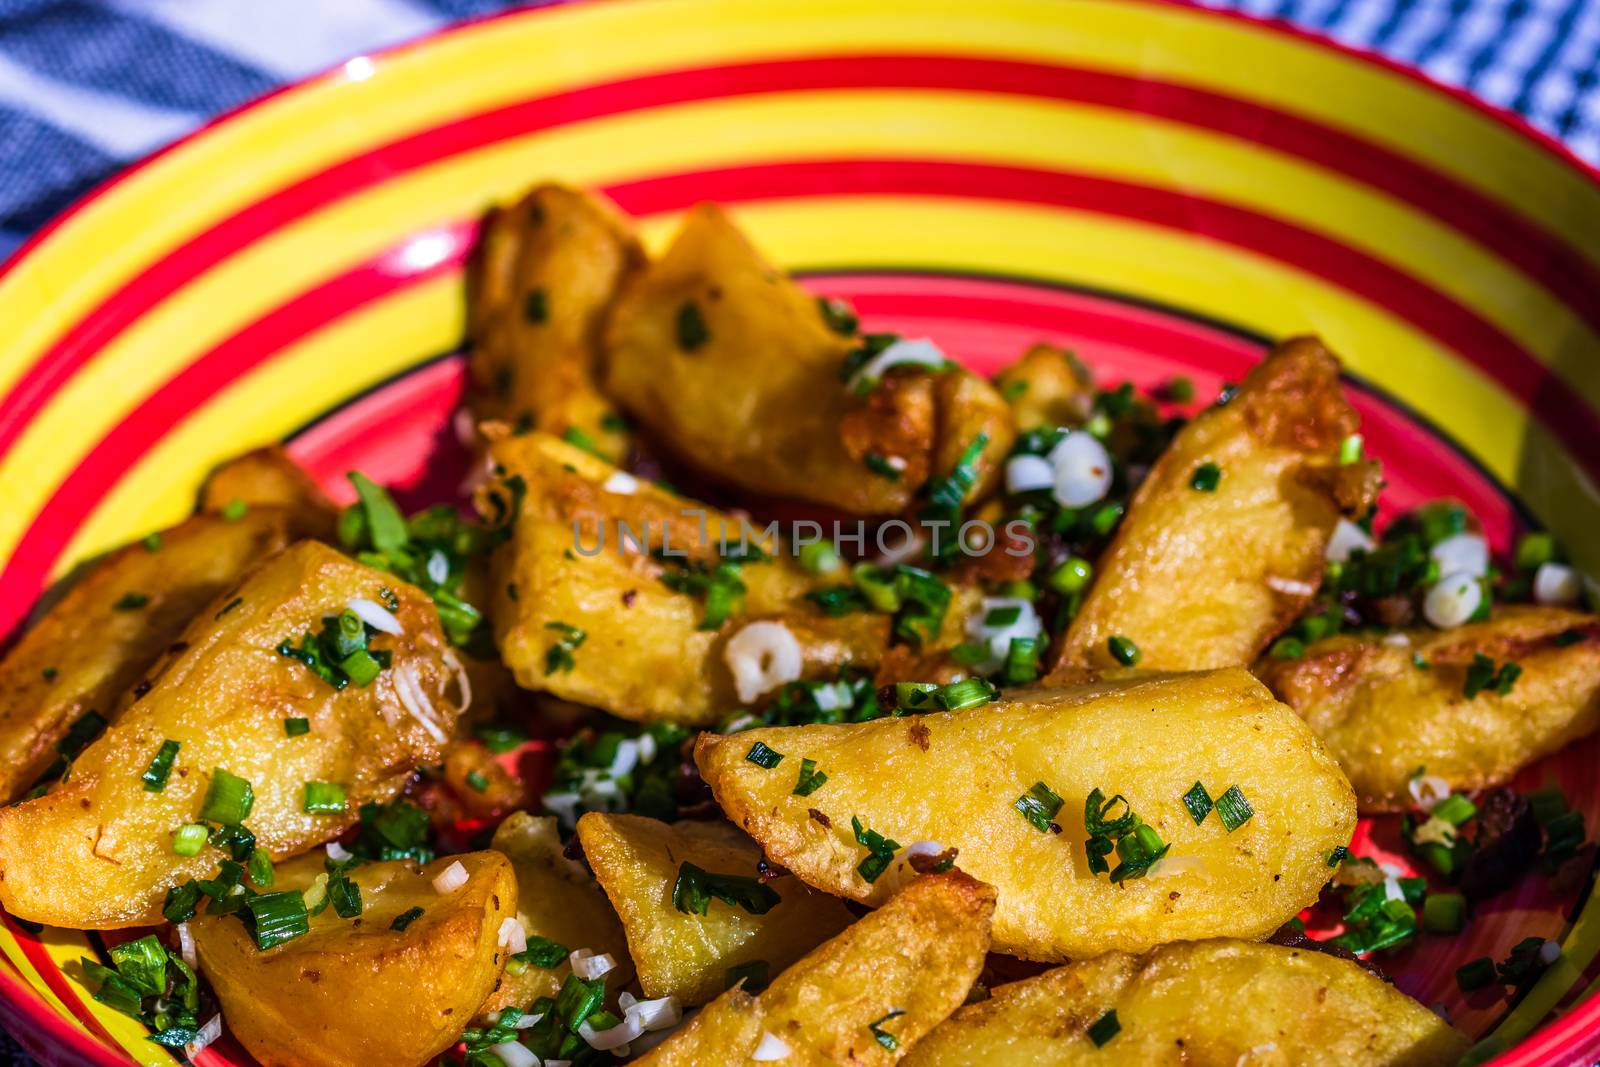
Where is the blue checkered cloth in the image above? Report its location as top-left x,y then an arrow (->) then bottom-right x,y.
0,0 -> 1595,1062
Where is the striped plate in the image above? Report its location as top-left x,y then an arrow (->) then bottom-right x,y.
1,0 -> 1598,1063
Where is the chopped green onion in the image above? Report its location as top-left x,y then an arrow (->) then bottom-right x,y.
1514,532 -> 1557,572
171,823 -> 209,857
863,452 -> 902,480
896,682 -> 940,711
676,301 -> 710,351
283,717 -> 310,737
464,770 -> 489,793
113,592 -> 149,611
1003,636 -> 1041,685
1182,782 -> 1213,825
1456,956 -> 1497,992
1338,434 -> 1365,465
543,621 -> 587,674
339,649 -> 383,687
1215,785 -> 1254,832
1432,794 -> 1477,826
109,934 -> 168,996
1423,892 -> 1467,934
893,565 -> 952,647
328,874 -> 362,919
390,906 -> 424,932
198,769 -> 254,825
163,881 -> 202,923
346,472 -> 409,554
1107,635 -> 1140,666
984,605 -> 1022,627
1015,781 -> 1065,833
794,758 -> 828,797
247,891 -> 310,950
798,540 -> 841,575
303,782 -> 348,815
868,1010 -> 905,1052
554,973 -> 606,1032
746,742 -> 784,769
724,960 -> 770,992
936,677 -> 997,711
523,288 -> 548,323
852,816 -> 901,884
141,740 -> 180,792
220,499 -> 249,522
248,847 -> 275,889
142,532 -> 163,552
852,564 -> 901,612
1269,636 -> 1306,660
515,936 -> 569,970
1189,462 -> 1222,492
671,862 -> 781,916
40,667 -> 57,681
1046,556 -> 1093,596
1087,1009 -> 1121,1047
475,724 -> 528,753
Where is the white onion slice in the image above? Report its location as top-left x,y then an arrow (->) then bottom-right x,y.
1540,940 -> 1563,964
347,597 -> 403,635
432,860 -> 469,895
442,646 -> 472,721
1430,533 -> 1489,578
1408,775 -> 1452,812
608,739 -> 640,779
1047,432 -> 1113,508
580,1012 -> 643,1050
625,994 -> 682,1032
603,471 -> 640,495
1423,571 -> 1482,630
498,916 -> 528,953
326,840 -> 353,862
1326,518 -> 1375,562
393,662 -> 448,744
1004,454 -> 1054,495
845,337 -> 947,393
1381,632 -> 1413,648
513,1012 -> 546,1030
570,947 -> 617,980
426,550 -> 451,587
175,922 -> 196,969
636,731 -> 658,765
1265,575 -> 1317,598
1534,562 -> 1583,606
964,597 -> 1042,673
753,1031 -> 792,1060
185,1015 -> 223,1058
724,621 -> 803,705
490,1040 -> 541,1067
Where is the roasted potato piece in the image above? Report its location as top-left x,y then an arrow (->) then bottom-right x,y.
1055,337 -> 1378,673
1257,606 -> 1600,810
603,203 -> 1013,513
0,542 -> 463,927
994,343 -> 1090,430
0,510 -> 297,804
198,446 -> 338,540
902,939 -> 1467,1067
193,850 -> 515,1067
577,813 -> 855,1005
636,871 -> 995,1066
470,183 -> 642,459
697,669 -> 1355,961
478,812 -> 633,1015
475,431 -> 893,724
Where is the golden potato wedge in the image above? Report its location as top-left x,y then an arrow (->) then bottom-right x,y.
994,343 -> 1091,430
902,939 -> 1467,1067
697,669 -> 1355,961
603,202 -> 1013,514
0,510 -> 297,804
0,541 -> 464,927
475,431 -> 893,724
198,446 -> 338,541
635,871 -> 995,1066
193,850 -> 515,1067
931,367 -> 1016,506
577,812 -> 855,1005
1055,337 -> 1378,673
470,183 -> 642,459
1256,606 -> 1600,811
477,811 -> 633,1015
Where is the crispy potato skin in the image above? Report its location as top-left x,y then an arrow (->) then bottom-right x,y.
577,813 -> 854,1005
1056,337 -> 1377,673
469,184 -> 642,459
477,432 -> 891,724
477,812 -> 633,1015
902,939 -> 1466,1067
698,669 -> 1355,961
603,203 -> 1013,513
194,851 -> 515,1067
636,872 -> 995,1066
0,510 -> 296,804
1256,606 -> 1600,810
0,542 -> 462,928
994,343 -> 1091,430
198,447 -> 338,541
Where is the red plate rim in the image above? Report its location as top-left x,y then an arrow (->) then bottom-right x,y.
1,1 -> 1596,1064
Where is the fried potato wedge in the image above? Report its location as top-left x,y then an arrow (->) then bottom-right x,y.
1055,337 -> 1378,673
193,850 -> 515,1067
0,510 -> 297,804
902,939 -> 1467,1067
0,542 -> 463,927
603,203 -> 1013,513
198,446 -> 338,540
635,871 -> 995,1066
475,432 -> 894,724
1256,606 -> 1600,810
994,343 -> 1091,430
577,812 -> 854,1005
478,812 -> 633,1015
698,669 -> 1355,961
469,183 -> 642,460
